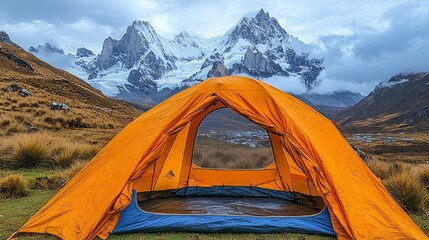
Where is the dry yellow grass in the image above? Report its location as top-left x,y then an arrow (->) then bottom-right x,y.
193,143 -> 274,169
344,132 -> 429,164
54,161 -> 87,183
0,132 -> 101,169
384,172 -> 429,213
417,165 -> 429,191
0,84 -> 120,135
365,159 -> 429,213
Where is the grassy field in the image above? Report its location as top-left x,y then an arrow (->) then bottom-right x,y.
0,132 -> 429,240
1,124 -> 428,238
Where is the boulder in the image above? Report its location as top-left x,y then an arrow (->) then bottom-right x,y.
5,83 -> 19,92
50,102 -> 70,111
18,88 -> 30,97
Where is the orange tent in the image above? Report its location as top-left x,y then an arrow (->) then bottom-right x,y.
18,76 -> 427,239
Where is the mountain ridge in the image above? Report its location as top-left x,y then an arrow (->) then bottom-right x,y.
29,9 -> 327,105
335,72 -> 429,132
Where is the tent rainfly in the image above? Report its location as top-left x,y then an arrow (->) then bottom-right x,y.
17,76 -> 428,239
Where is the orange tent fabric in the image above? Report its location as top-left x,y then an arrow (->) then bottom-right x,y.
19,76 -> 427,239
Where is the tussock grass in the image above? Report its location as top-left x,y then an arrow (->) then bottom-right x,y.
0,174 -> 29,198
384,172 -> 429,213
193,145 -> 274,169
417,165 -> 429,191
227,157 -> 258,169
6,121 -> 27,134
52,149 -> 76,168
12,135 -> 49,168
54,161 -> 87,182
0,132 -> 100,169
367,160 -> 411,180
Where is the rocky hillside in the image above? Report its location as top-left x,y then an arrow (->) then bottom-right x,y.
0,32 -> 140,134
335,72 -> 429,132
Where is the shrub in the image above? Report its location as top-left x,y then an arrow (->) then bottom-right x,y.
0,174 -> 29,198
384,172 -> 429,213
13,137 -> 48,168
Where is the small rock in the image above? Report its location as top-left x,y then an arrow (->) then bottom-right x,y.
50,102 -> 60,110
59,102 -> 70,111
5,83 -> 19,92
50,102 -> 70,111
27,126 -> 39,133
18,88 -> 30,97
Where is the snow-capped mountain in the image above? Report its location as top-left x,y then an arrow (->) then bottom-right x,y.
27,43 -> 96,76
29,43 -> 65,55
28,9 -> 354,110
66,9 -> 325,103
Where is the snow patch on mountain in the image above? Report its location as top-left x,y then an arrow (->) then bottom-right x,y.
377,78 -> 409,89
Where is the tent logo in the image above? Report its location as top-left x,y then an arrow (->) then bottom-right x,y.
164,170 -> 175,179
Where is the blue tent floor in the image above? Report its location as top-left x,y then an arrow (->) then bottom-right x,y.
112,189 -> 336,236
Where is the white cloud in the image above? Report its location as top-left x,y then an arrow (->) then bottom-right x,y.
264,76 -> 307,95
1,0 -> 429,95
312,2 -> 429,95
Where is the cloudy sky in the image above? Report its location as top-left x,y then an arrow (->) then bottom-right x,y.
1,0 -> 429,94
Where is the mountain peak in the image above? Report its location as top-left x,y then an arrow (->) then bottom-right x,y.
130,20 -> 154,32
131,20 -> 150,27
223,9 -> 288,47
175,31 -> 191,38
29,42 -> 64,55
76,47 -> 94,58
242,9 -> 268,21
0,31 -> 22,49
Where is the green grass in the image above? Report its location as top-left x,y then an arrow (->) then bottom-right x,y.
0,189 -> 56,239
0,168 -> 55,185
109,232 -> 335,239
0,166 -> 428,239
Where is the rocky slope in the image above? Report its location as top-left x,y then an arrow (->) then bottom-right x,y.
0,32 -> 140,132
335,72 -> 429,132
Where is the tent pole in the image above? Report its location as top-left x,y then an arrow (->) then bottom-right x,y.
148,161 -> 157,199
